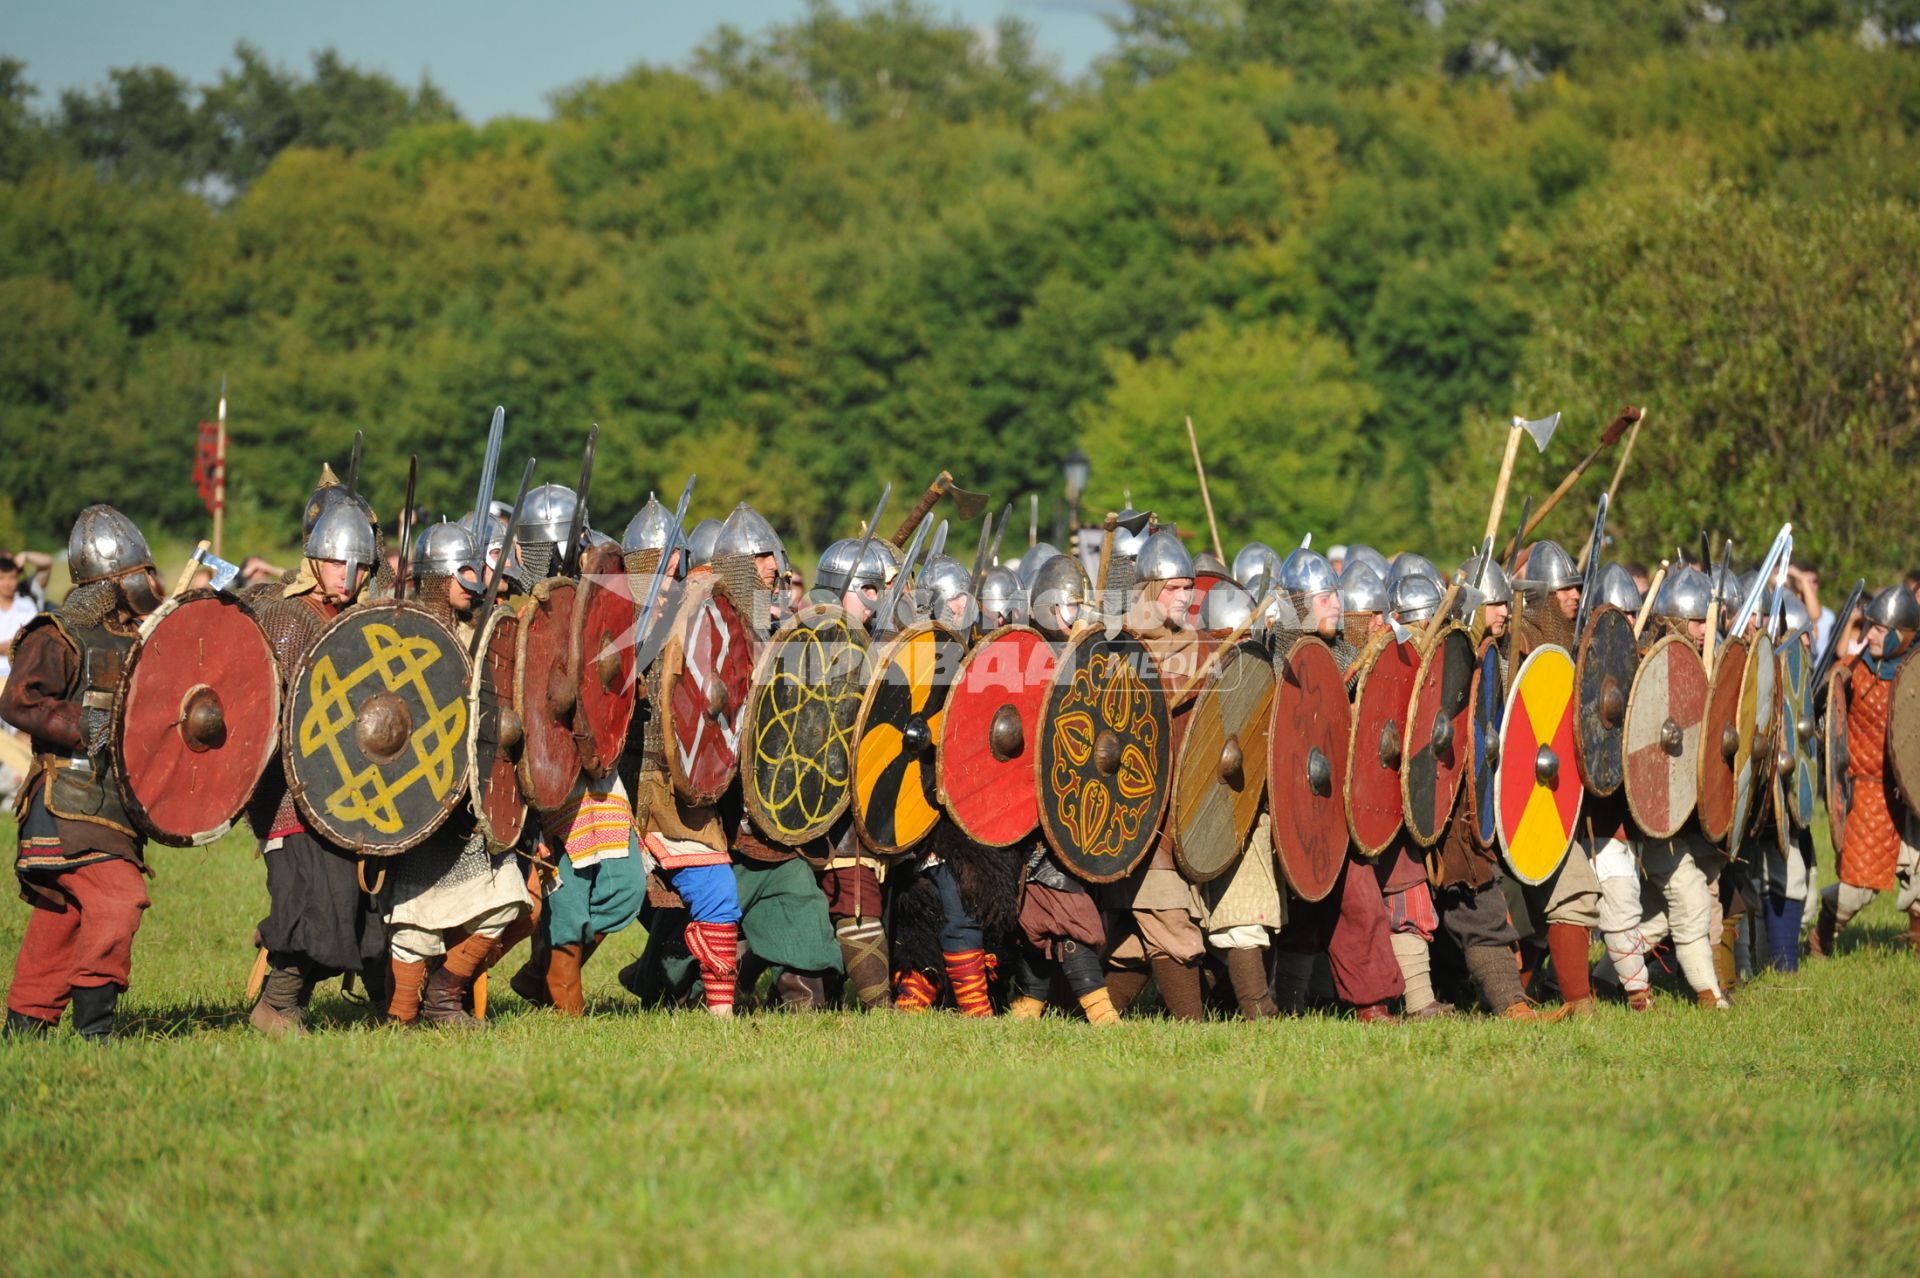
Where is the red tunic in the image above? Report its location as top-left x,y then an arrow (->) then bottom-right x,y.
1841,658 -> 1905,891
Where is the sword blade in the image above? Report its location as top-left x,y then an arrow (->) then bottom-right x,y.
471,457 -> 536,654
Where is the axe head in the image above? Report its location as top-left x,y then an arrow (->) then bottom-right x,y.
1385,615 -> 1413,646
1513,412 -> 1560,453
193,548 -> 242,595
1115,508 -> 1152,536
947,482 -> 990,521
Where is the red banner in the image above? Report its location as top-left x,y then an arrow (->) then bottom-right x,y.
192,421 -> 220,517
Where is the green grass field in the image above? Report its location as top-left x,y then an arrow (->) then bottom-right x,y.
2,821 -> 1917,1278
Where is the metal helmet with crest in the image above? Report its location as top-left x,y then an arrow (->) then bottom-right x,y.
305,500 -> 377,592
818,538 -> 897,595
622,494 -> 678,556
1280,546 -> 1336,597
1389,573 -> 1444,625
513,483 -> 579,583
1458,553 -> 1513,606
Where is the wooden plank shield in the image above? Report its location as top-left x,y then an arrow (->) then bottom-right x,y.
515,579 -> 580,814
664,582 -> 756,806
285,600 -> 472,854
1268,636 -> 1350,902
1827,665 -> 1853,856
744,604 -> 872,844
1886,655 -> 1920,812
1696,636 -> 1748,843
467,603 -> 526,850
1496,644 -> 1582,885
1467,636 -> 1504,848
1345,636 -> 1419,857
1623,635 -> 1708,839
112,590 -> 279,847
937,625 -> 1055,847
572,542 -> 638,779
1400,624 -> 1474,847
1037,627 -> 1172,884
1171,641 -> 1275,882
853,620 -> 967,854
1779,640 -> 1816,828
1728,632 -> 1777,856
1573,606 -> 1638,798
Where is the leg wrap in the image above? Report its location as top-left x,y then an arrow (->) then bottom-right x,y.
1465,943 -> 1526,1013
387,957 -> 428,1025
835,917 -> 892,1011
1225,946 -> 1279,1020
685,920 -> 740,1017
1546,923 -> 1592,1005
894,967 -> 938,1013
1150,954 -> 1205,1021
943,948 -> 993,1018
1389,931 -> 1434,1014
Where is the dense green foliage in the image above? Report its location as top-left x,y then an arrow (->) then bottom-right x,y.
2,2 -> 1917,578
4,824 -> 1920,1275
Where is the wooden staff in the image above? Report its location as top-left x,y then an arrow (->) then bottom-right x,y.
1603,407 -> 1647,506
1185,415 -> 1224,563
1634,561 -> 1668,640
1421,582 -> 1463,648
1511,406 -> 1639,561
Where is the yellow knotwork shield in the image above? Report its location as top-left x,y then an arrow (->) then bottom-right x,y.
284,601 -> 474,855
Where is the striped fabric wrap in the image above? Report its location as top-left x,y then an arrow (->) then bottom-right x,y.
540,774 -> 636,870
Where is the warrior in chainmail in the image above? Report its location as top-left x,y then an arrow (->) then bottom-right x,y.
0,506 -> 162,1042
378,522 -> 535,1028
1266,544 -> 1406,1022
245,495 -> 392,1037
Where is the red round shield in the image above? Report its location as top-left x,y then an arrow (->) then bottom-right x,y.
1697,637 -> 1748,843
1623,635 -> 1709,840
937,625 -> 1055,847
111,591 -> 279,847
467,604 -> 526,849
1400,624 -> 1474,847
1268,637 -> 1350,902
516,578 -> 580,814
665,580 -> 756,806
1346,636 -> 1420,856
573,543 -> 638,778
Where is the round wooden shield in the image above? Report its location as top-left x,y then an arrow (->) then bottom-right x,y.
1623,635 -> 1708,839
1268,637 -> 1350,903
1400,624 -> 1474,847
1827,665 -> 1853,856
111,590 -> 279,847
466,604 -> 526,850
1345,636 -> 1420,857
664,583 -> 756,805
572,543 -> 638,779
1171,641 -> 1275,882
1886,656 -> 1920,812
284,600 -> 472,855
1728,632 -> 1777,856
743,605 -> 872,844
853,621 -> 968,855
1496,644 -> 1582,885
1697,636 -> 1749,843
1779,640 -> 1816,828
936,625 -> 1054,847
1036,626 -> 1172,884
1467,636 -> 1504,849
1573,606 -> 1639,798
515,579 -> 580,815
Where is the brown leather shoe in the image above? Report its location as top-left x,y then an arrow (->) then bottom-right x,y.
420,965 -> 481,1030
546,944 -> 586,1017
1500,1001 -> 1542,1022
1354,1002 -> 1400,1023
1806,898 -> 1838,960
1626,987 -> 1655,1012
1408,1000 -> 1457,1020
1544,996 -> 1597,1022
1696,988 -> 1730,1010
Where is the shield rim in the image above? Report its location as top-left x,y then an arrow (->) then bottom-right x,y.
283,598 -> 473,855
1467,634 -> 1503,849
466,601 -> 528,850
1728,631 -> 1776,856
1034,624 -> 1173,885
934,623 -> 1051,848
571,543 -> 639,779
1399,622 -> 1473,849
1170,638 -> 1275,883
514,577 -> 581,815
851,619 -> 966,856
1267,634 -> 1350,903
1572,605 -> 1639,799
1887,654 -> 1920,813
1696,635 -> 1750,843
1826,664 -> 1851,857
1495,642 -> 1582,886
1780,639 -> 1816,827
1344,635 -> 1417,857
110,589 -> 280,848
1623,633 -> 1706,839
663,581 -> 756,807
741,602 -> 872,845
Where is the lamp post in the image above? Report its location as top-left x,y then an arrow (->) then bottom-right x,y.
1061,446 -> 1090,533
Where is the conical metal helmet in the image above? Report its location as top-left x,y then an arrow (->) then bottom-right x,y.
1193,577 -> 1254,635
1386,552 -> 1442,592
919,553 -> 975,627
622,493 -> 677,555
1013,542 -> 1060,587
67,505 -> 154,585
1595,562 -> 1642,613
411,520 -> 477,579
304,500 -> 377,591
715,502 -> 786,573
1515,540 -> 1579,592
1338,561 -> 1387,614
978,565 -> 1021,628
516,484 -> 579,548
1763,586 -> 1812,642
1345,544 -> 1390,581
1028,553 -> 1090,640
1280,546 -> 1337,596
1864,585 -> 1920,634
1655,564 -> 1712,622
1389,573 -> 1444,625
1458,554 -> 1513,607
1192,550 -> 1228,577
686,518 -> 723,569
1232,541 -> 1282,588
818,538 -> 897,594
1134,529 -> 1194,584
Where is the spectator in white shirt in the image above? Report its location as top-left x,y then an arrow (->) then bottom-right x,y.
0,555 -> 39,682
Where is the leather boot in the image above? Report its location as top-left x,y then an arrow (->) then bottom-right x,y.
1224,947 -> 1279,1020
511,930 -> 554,1007
546,944 -> 586,1017
1806,891 -> 1838,960
1713,915 -> 1739,993
1150,955 -> 1205,1021
1697,987 -> 1730,1011
773,970 -> 829,1011
423,932 -> 501,1029
250,956 -> 311,1038
387,958 -> 428,1026
1627,987 -> 1656,1012
836,917 -> 893,1011
1105,966 -> 1150,1016
1008,995 -> 1046,1020
1354,1002 -> 1400,1023
1499,1001 -> 1542,1022
1076,988 -> 1120,1025
4,1009 -> 55,1039
69,984 -> 120,1042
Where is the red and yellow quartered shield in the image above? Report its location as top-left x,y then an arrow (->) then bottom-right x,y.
1496,643 -> 1583,886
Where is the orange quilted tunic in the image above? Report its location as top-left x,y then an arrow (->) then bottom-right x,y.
1842,659 -> 1905,891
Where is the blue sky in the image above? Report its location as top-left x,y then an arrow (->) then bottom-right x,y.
3,0 -> 1123,121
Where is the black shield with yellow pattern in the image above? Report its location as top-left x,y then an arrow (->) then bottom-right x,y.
743,604 -> 873,845
853,621 -> 967,854
1037,627 -> 1173,884
284,601 -> 473,855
